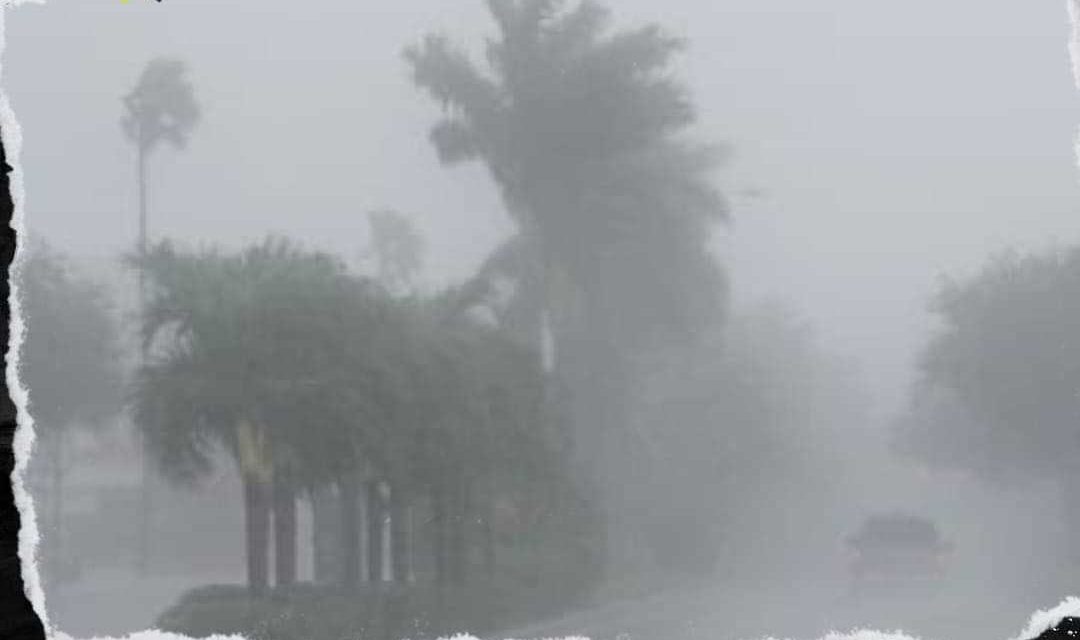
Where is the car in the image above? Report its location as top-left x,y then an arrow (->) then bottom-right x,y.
845,513 -> 952,600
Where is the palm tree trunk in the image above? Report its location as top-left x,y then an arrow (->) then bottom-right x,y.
272,469 -> 297,588
340,475 -> 361,589
482,488 -> 496,581
407,503 -> 416,583
366,480 -> 384,584
311,486 -> 327,584
311,484 -> 340,585
449,473 -> 469,585
389,483 -> 411,583
243,473 -> 270,595
432,483 -> 447,587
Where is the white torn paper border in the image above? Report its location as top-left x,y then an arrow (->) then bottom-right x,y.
49,634 -> 245,640
1,1 -> 50,638
0,1 -> 1079,640
1008,598 -> 1080,640
753,633 -> 923,640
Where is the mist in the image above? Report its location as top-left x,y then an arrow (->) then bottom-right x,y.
5,2 -> 1080,640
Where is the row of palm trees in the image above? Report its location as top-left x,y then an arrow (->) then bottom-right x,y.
129,237 -> 586,593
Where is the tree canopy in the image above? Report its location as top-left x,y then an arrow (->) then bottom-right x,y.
130,237 -> 404,488
894,246 -> 1080,487
122,58 -> 200,153
131,235 -> 576,503
406,1 -> 731,578
405,0 -> 728,355
17,241 -> 124,434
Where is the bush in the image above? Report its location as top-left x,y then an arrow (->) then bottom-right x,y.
156,579 -> 593,640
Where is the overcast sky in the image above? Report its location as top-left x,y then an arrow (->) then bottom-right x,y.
4,0 -> 1080,418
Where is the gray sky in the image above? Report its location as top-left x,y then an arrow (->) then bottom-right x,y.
5,0 -> 1080,418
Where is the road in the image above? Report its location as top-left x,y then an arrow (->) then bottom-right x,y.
38,566 -> 1063,640
493,577 -> 1052,640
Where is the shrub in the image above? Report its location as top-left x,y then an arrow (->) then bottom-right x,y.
156,579 -> 592,640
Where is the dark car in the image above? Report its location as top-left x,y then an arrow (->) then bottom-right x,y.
845,513 -> 952,600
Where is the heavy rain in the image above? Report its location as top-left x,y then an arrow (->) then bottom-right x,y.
5,2 -> 1080,640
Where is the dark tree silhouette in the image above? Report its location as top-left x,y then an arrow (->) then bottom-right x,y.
406,0 -> 729,577
895,246 -> 1080,565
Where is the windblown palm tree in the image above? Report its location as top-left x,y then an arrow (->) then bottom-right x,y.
405,0 -> 727,354
405,0 -> 730,576
391,290 -> 582,587
122,58 -> 200,258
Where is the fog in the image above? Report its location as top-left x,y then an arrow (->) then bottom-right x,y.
5,1 -> 1080,639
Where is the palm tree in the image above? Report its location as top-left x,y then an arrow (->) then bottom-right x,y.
121,56 -> 200,573
405,0 -> 727,355
394,288 -> 580,587
121,58 -> 200,261
405,0 -> 729,576
131,237 -> 401,593
364,217 -> 596,589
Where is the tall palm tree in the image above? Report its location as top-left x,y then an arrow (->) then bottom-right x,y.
122,58 -> 200,261
405,0 -> 729,576
405,0 -> 727,355
121,57 -> 200,573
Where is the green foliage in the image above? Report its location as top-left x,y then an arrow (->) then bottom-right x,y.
128,233 -> 599,609
130,236 -> 404,488
385,291 -> 573,504
895,246 -> 1080,485
17,241 -> 124,433
130,235 -> 583,521
405,3 -> 731,581
405,3 -> 731,580
405,0 -> 727,351
442,234 -> 548,358
157,579 -> 593,640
